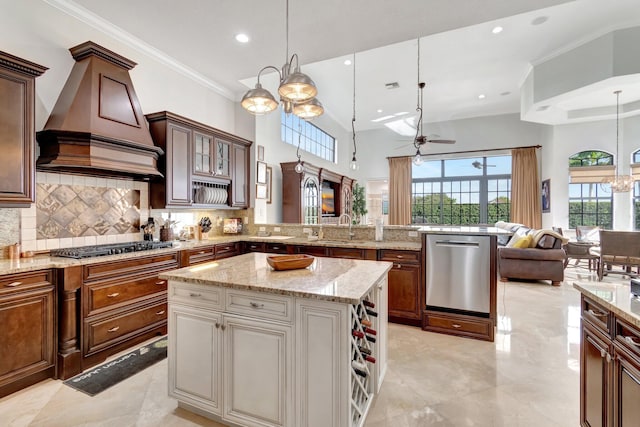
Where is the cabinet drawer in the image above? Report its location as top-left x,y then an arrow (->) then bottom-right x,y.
226,289 -> 293,322
169,282 -> 224,311
84,275 -> 168,316
378,249 -> 420,264
84,253 -> 179,282
185,246 -> 215,265
614,317 -> 640,359
84,299 -> 167,355
328,247 -> 376,260
244,242 -> 266,252
265,242 -> 289,254
423,311 -> 494,341
215,242 -> 240,259
295,245 -> 327,257
0,270 -> 52,296
582,296 -> 611,336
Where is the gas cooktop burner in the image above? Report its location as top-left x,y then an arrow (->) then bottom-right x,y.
50,241 -> 174,259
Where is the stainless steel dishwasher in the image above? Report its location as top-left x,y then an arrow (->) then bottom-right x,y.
425,234 -> 491,314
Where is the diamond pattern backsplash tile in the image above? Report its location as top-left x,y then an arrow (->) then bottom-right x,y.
36,184 -> 140,239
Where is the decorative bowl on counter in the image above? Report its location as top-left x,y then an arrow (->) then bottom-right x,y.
266,254 -> 315,271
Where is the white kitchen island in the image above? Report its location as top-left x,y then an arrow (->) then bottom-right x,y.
159,252 -> 391,427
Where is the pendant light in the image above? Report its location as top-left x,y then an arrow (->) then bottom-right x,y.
602,90 -> 633,192
241,0 -> 323,119
350,53 -> 359,171
412,38 -> 424,166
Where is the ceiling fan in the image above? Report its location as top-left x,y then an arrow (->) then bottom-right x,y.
471,160 -> 496,169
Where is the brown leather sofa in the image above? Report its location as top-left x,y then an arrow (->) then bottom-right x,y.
495,222 -> 567,286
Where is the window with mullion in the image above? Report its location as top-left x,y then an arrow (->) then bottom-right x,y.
281,111 -> 335,163
568,183 -> 612,229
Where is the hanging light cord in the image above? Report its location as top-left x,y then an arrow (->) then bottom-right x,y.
352,52 -> 357,159
615,90 -> 620,171
414,38 -> 424,150
296,123 -> 302,161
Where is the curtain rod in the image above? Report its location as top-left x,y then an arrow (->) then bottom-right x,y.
386,144 -> 542,160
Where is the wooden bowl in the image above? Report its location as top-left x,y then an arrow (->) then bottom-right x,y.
266,254 -> 315,271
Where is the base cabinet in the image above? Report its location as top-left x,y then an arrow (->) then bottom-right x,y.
581,322 -> 611,427
612,345 -> 640,425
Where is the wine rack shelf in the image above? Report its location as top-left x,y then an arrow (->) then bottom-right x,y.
349,288 -> 378,426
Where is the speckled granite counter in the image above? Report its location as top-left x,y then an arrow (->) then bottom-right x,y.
160,252 -> 392,304
417,226 -> 512,237
573,281 -> 640,328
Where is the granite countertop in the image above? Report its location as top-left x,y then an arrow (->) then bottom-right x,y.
417,226 -> 512,236
0,236 -> 419,276
573,281 -> 640,329
160,252 -> 393,304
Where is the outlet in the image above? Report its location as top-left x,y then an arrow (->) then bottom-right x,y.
302,227 -> 312,234
274,227 -> 281,232
408,231 -> 418,237
259,226 -> 266,232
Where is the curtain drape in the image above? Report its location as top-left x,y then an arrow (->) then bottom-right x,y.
510,147 -> 541,228
388,157 -> 412,225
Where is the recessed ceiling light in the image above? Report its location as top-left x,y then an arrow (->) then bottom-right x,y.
500,91 -> 511,96
531,16 -> 548,26
235,33 -> 249,43
344,59 -> 352,66
377,109 -> 383,113
492,26 -> 503,34
478,94 -> 486,100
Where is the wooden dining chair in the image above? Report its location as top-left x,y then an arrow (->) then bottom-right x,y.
597,230 -> 640,281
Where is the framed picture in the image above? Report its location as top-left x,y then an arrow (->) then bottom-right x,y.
257,161 -> 267,184
266,166 -> 272,204
542,179 -> 550,213
256,183 -> 267,199
257,145 -> 265,161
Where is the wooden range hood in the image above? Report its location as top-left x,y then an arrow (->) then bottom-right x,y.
36,41 -> 163,180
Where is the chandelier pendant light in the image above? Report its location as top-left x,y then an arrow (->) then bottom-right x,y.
241,0 -> 323,119
350,53 -> 359,171
602,90 -> 633,193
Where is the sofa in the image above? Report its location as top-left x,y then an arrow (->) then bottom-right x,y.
495,221 -> 568,286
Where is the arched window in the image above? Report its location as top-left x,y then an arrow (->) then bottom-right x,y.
568,151 -> 613,229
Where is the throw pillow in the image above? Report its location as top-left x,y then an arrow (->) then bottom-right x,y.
512,234 -> 532,248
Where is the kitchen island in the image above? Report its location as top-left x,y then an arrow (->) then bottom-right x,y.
159,252 -> 391,427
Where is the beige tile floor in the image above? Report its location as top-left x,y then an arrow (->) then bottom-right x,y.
0,264 -> 608,426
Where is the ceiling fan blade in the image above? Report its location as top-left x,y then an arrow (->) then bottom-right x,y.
427,139 -> 456,144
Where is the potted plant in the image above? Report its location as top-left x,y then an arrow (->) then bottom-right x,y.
352,183 -> 368,225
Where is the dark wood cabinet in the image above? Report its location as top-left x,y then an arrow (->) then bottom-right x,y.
0,51 -> 47,207
380,249 -> 422,325
581,321 -> 611,427
80,253 -> 179,370
265,242 -> 290,254
146,111 -> 252,209
0,270 -> 55,398
294,245 -> 328,257
180,245 -> 216,266
327,246 -> 376,260
244,241 -> 266,253
612,345 -> 640,425
215,242 -> 241,259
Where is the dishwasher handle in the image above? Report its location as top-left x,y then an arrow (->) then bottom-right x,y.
434,240 -> 480,248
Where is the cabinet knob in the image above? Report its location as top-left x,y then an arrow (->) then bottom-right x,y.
156,280 -> 166,286
606,353 -> 611,363
395,264 -> 402,269
189,293 -> 202,298
215,322 -> 220,329
250,302 -> 265,309
108,326 -> 120,333
107,292 -> 120,298
6,281 -> 22,287
220,324 -> 226,331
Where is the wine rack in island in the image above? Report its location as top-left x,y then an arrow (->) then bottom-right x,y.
350,289 -> 381,426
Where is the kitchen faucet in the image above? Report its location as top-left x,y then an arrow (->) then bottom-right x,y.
338,213 -> 355,240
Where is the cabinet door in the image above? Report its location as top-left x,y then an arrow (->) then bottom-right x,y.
302,176 -> 319,224
223,315 -> 292,427
387,263 -> 422,321
0,66 -> 36,206
231,143 -> 247,207
0,277 -> 55,397
193,131 -> 214,178
581,323 -> 611,427
166,123 -> 192,206
168,305 -> 222,415
214,138 -> 232,179
613,345 -> 640,426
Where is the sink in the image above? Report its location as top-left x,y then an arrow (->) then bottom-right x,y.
248,235 -> 295,240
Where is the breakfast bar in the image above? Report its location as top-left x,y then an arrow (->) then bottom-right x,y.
159,252 -> 392,427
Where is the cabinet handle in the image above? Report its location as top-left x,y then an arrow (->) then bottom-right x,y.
220,324 -> 226,331
156,310 -> 165,315
249,302 -> 265,309
215,322 -> 220,329
587,309 -> 607,318
198,251 -> 206,254
452,324 -> 462,329
395,264 -> 402,269
606,353 -> 611,363
624,336 -> 640,347
5,281 -> 22,287
107,292 -> 120,298
189,293 -> 202,297
272,246 -> 280,250
156,281 -> 166,286
108,326 -> 120,333
396,255 -> 404,259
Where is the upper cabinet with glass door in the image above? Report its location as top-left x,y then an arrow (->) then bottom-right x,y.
192,132 -> 232,181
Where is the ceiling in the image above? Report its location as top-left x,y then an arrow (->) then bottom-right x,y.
67,0 -> 640,134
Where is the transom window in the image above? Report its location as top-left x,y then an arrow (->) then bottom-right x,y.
568,151 -> 613,229
411,156 -> 511,225
281,111 -> 336,163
